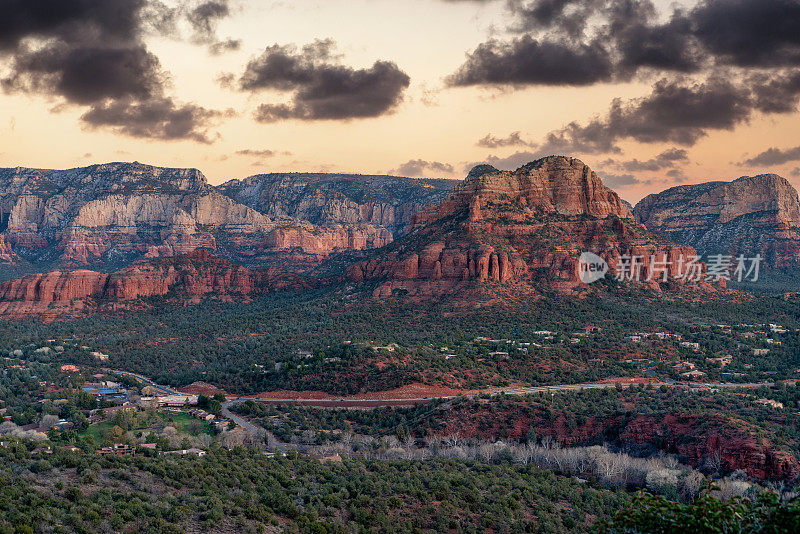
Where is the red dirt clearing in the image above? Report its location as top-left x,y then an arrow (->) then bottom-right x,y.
600,377 -> 662,384
245,382 -> 466,402
176,381 -> 229,396
346,382 -> 464,400
249,390 -> 336,400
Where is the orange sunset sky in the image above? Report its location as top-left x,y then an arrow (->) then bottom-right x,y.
2,0 -> 800,203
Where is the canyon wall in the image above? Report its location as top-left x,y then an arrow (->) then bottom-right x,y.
634,174 -> 800,268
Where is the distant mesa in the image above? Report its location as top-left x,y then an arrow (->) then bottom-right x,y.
218,172 -> 457,239
0,162 -> 454,276
0,155 -> 761,316
634,173 -> 800,269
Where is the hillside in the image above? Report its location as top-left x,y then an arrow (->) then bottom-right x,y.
0,163 -> 450,277
0,249 -> 312,319
634,174 -> 800,270
347,156 -> 712,299
218,172 -> 457,237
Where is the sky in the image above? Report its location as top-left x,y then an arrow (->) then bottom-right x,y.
2,0 -> 800,203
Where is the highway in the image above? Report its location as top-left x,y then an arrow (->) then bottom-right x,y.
108,368 -> 775,452
110,367 -> 775,405
108,369 -> 182,396
496,381 -> 773,396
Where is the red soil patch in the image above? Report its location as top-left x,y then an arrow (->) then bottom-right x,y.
346,382 -> 464,400
176,381 -> 229,396
245,382 -> 466,402
249,390 -> 336,400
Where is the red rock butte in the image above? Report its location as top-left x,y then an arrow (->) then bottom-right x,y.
348,156 -> 714,299
0,156 -> 727,317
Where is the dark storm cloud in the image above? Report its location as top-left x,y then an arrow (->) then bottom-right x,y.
527,70 -> 800,155
238,40 -> 411,122
606,1 -> 704,74
187,1 -> 229,40
740,146 -> 800,167
0,0 -> 229,142
240,40 -> 340,91
749,71 -> 800,114
446,35 -> 614,86
0,0 -> 145,52
601,0 -> 800,73
691,0 -> 800,68
80,97 -> 225,143
538,77 -> 755,153
508,0 -> 606,37
393,159 -> 455,177
2,45 -> 164,105
605,0 -> 800,72
446,0 -> 620,87
186,0 -> 241,54
449,0 -> 800,87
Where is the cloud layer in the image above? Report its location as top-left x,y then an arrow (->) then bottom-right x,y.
741,146 -> 800,167
0,0 -> 232,142
452,0 -> 800,167
451,0 -> 800,87
393,159 -> 454,177
237,40 -> 411,122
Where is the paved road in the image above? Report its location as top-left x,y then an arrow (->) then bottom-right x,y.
112,365 -> 775,405
496,381 -> 773,396
220,400 -> 275,446
221,399 -> 296,453
108,369 -> 181,396
109,367 -> 775,450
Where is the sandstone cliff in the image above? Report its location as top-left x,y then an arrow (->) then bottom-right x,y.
0,249 -> 313,318
218,173 -> 457,237
435,402 -> 798,481
347,156 -> 713,299
0,163 -> 399,271
634,174 -> 800,268
0,235 -> 17,264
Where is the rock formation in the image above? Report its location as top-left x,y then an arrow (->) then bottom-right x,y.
0,249 -> 313,318
348,156 -> 713,299
0,235 -> 17,264
264,224 -> 392,255
0,163 -> 426,273
634,174 -> 800,269
218,172 -> 457,237
436,401 -> 798,481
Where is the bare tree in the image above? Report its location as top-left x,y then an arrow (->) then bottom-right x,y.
39,414 -> 60,431
0,421 -> 19,435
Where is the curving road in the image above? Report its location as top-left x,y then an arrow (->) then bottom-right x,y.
108,367 -> 775,451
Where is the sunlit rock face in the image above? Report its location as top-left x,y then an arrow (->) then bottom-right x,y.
0,163 -> 447,272
635,174 -> 800,268
0,249 -> 314,318
347,156 -> 711,299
